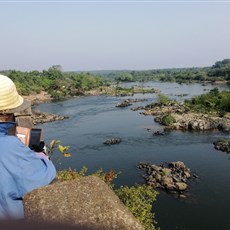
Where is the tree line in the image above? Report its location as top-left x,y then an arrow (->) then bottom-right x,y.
0,65 -> 106,99
104,59 -> 230,83
1,59 -> 229,99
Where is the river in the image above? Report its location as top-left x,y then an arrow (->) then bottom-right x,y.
35,82 -> 230,230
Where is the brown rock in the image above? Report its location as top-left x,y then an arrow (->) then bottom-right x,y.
183,171 -> 191,178
175,182 -> 188,191
32,109 -> 68,125
169,161 -> 187,170
151,165 -> 162,172
161,168 -> 172,176
24,176 -> 144,230
162,176 -> 174,190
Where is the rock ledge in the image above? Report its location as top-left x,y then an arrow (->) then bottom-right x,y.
24,176 -> 144,230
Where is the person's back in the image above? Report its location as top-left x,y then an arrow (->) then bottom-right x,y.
0,74 -> 57,219
0,123 -> 56,219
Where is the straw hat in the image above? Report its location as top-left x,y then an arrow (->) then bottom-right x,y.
0,74 -> 24,111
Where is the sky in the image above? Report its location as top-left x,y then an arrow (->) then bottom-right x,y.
0,1 -> 230,71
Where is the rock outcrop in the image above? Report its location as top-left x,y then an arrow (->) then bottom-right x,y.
132,102 -> 230,131
103,137 -> 122,145
132,102 -> 186,115
32,109 -> 69,125
138,161 -> 196,197
24,176 -> 144,230
116,99 -> 147,108
213,140 -> 230,153
167,113 -> 230,131
116,100 -> 132,108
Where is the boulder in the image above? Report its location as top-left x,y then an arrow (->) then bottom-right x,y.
138,161 -> 193,195
24,176 -> 144,230
161,168 -> 172,176
175,182 -> 188,191
116,100 -> 132,108
103,137 -> 122,145
162,176 -> 175,190
169,161 -> 187,171
116,99 -> 147,108
213,140 -> 230,153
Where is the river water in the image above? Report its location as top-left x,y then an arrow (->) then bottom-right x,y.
36,82 -> 230,230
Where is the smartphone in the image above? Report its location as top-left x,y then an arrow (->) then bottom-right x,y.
29,128 -> 42,149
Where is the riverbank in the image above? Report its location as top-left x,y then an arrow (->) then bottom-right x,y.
23,85 -> 159,105
22,93 -> 68,125
131,101 -> 230,132
23,91 -> 52,105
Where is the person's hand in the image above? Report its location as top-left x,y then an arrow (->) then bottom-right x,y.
34,152 -> 50,161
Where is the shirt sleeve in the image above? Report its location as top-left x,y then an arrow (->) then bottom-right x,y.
9,137 -> 57,197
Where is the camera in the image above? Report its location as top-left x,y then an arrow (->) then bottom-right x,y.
16,126 -> 43,151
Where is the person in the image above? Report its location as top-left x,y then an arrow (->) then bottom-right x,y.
0,74 -> 56,219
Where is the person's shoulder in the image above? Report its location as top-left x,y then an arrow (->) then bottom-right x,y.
4,135 -> 26,146
6,135 -> 21,141
0,135 -> 17,141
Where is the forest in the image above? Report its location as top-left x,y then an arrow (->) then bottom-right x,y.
100,59 -> 230,83
0,65 -> 106,99
1,59 -> 230,99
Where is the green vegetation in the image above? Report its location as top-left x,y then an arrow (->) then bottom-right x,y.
116,185 -> 158,230
1,59 -> 229,100
57,168 -> 158,230
156,94 -> 173,106
161,114 -> 175,126
1,65 -> 106,99
184,87 -> 230,114
97,59 -> 230,84
146,94 -> 175,109
208,59 -> 230,80
57,167 -> 119,189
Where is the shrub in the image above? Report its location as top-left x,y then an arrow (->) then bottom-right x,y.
57,168 -> 80,181
161,114 -> 174,126
157,94 -> 171,106
184,88 -> 230,114
115,184 -> 158,230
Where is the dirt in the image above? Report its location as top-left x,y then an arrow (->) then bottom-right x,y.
23,91 -> 52,105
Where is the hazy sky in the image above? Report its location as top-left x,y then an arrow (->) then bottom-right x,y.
0,1 -> 230,71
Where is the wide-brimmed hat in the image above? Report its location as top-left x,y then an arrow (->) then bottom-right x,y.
0,74 -> 25,111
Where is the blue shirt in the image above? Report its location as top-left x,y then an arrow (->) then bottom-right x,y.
0,122 -> 56,219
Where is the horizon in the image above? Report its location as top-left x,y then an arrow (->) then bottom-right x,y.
0,63 -> 214,73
